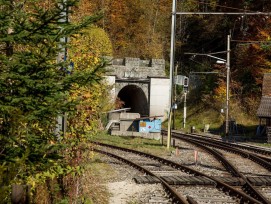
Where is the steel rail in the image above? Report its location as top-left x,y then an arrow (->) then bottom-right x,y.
169,132 -> 271,172
92,141 -> 261,204
184,132 -> 271,156
191,133 -> 271,163
186,196 -> 198,204
170,133 -> 270,204
192,133 -> 271,163
176,137 -> 241,177
93,148 -> 189,204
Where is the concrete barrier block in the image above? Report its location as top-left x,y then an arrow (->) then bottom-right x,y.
120,112 -> 140,120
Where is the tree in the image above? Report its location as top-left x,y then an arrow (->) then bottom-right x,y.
68,26 -> 114,136
79,0 -> 172,59
175,0 -> 271,115
0,0 -> 105,201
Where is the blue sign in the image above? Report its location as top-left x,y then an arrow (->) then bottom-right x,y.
139,119 -> 161,133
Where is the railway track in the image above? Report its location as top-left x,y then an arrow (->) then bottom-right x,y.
94,148 -> 186,203
167,131 -> 271,170
162,130 -> 271,203
92,141 -> 265,203
174,131 -> 271,163
190,133 -> 271,156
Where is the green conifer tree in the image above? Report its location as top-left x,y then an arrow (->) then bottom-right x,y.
0,0 -> 104,200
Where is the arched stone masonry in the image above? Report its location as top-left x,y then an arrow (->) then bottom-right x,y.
106,57 -> 170,121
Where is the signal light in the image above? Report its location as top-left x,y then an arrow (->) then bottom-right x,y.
183,77 -> 189,87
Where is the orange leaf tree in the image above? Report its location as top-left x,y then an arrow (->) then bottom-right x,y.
68,26 -> 113,139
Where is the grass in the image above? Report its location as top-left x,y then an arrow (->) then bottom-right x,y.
79,156 -> 112,204
166,98 -> 260,138
163,102 -> 224,135
256,143 -> 271,148
92,131 -> 175,155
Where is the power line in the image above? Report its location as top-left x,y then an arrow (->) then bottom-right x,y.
190,72 -> 219,74
184,51 -> 227,55
176,12 -> 271,15
231,40 -> 271,43
188,0 -> 263,13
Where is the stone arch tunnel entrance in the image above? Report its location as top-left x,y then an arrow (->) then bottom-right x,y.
117,85 -> 148,116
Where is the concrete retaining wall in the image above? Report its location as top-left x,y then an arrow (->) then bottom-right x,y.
149,78 -> 170,121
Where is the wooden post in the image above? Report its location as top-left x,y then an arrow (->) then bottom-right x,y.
194,150 -> 198,165
175,147 -> 179,156
11,184 -> 30,204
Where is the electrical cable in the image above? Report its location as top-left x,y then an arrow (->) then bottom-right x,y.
179,1 -> 269,70
186,0 -> 260,13
231,40 -> 271,43
179,1 -> 268,55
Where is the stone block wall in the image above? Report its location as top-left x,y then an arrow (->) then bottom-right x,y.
107,57 -> 166,79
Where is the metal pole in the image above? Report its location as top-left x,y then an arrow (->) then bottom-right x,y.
56,0 -> 68,139
225,35 -> 231,137
167,0 -> 177,149
183,92 -> 187,128
173,64 -> 178,130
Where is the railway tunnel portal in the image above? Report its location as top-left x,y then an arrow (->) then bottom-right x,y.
106,57 -> 170,121
117,84 -> 148,116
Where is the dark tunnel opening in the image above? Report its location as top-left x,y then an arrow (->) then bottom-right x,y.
117,85 -> 148,116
